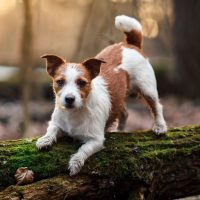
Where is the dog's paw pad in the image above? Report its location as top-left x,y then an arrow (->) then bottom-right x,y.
36,136 -> 54,150
68,154 -> 84,176
152,123 -> 167,135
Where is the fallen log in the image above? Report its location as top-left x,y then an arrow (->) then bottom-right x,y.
0,126 -> 200,199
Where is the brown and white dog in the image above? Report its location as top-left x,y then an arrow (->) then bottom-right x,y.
36,15 -> 167,175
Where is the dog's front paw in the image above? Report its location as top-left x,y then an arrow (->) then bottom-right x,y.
36,135 -> 55,150
68,154 -> 85,176
152,122 -> 167,135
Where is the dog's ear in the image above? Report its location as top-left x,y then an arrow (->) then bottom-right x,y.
41,54 -> 65,77
82,58 -> 106,79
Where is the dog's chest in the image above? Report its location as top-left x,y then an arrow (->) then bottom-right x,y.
54,108 -> 93,139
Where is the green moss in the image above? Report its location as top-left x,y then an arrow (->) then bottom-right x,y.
0,125 -> 200,187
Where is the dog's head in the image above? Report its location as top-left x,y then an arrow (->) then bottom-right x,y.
41,54 -> 105,109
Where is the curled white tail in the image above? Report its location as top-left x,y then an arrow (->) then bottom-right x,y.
115,15 -> 143,48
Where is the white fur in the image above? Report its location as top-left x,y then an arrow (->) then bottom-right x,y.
115,15 -> 142,33
36,76 -> 111,175
119,47 -> 167,134
56,64 -> 83,109
36,122 -> 59,149
120,48 -> 157,94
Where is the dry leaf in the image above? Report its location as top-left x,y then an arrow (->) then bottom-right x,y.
14,167 -> 34,185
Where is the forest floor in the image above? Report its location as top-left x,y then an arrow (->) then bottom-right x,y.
0,96 -> 200,140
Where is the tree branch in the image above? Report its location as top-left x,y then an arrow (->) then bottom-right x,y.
0,126 -> 200,199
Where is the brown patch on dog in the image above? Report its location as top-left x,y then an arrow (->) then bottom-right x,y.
52,65 -> 66,94
95,43 -> 127,129
76,63 -> 94,100
125,30 -> 143,48
82,58 -> 106,79
95,42 -> 147,129
72,65 -> 92,100
41,54 -> 65,77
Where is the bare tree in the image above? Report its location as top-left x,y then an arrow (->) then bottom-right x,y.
20,0 -> 34,136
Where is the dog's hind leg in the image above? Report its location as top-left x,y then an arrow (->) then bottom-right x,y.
119,47 -> 167,134
118,106 -> 128,131
138,87 -> 167,135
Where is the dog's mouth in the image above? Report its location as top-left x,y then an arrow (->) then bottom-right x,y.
65,104 -> 75,109
58,103 -> 75,110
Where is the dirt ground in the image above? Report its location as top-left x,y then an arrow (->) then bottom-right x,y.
0,96 -> 200,140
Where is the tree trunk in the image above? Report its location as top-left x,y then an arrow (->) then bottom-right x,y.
20,0 -> 34,136
0,126 -> 200,199
173,0 -> 200,98
0,175 -> 146,200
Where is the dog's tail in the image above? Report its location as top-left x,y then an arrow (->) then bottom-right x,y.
115,15 -> 142,49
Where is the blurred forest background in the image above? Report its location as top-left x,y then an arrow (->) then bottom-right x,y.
0,0 -> 200,140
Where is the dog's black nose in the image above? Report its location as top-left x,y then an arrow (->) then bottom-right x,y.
65,95 -> 75,106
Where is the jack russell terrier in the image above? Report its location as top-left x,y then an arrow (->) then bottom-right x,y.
36,15 -> 167,176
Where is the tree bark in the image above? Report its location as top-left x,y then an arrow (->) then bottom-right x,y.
0,174 -> 149,200
20,0 -> 34,136
0,126 -> 200,199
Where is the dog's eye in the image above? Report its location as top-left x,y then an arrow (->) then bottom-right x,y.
77,79 -> 87,88
56,79 -> 65,87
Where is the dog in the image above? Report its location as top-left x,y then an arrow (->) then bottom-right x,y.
36,15 -> 167,176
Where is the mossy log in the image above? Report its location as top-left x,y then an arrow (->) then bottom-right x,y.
0,126 -> 200,200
